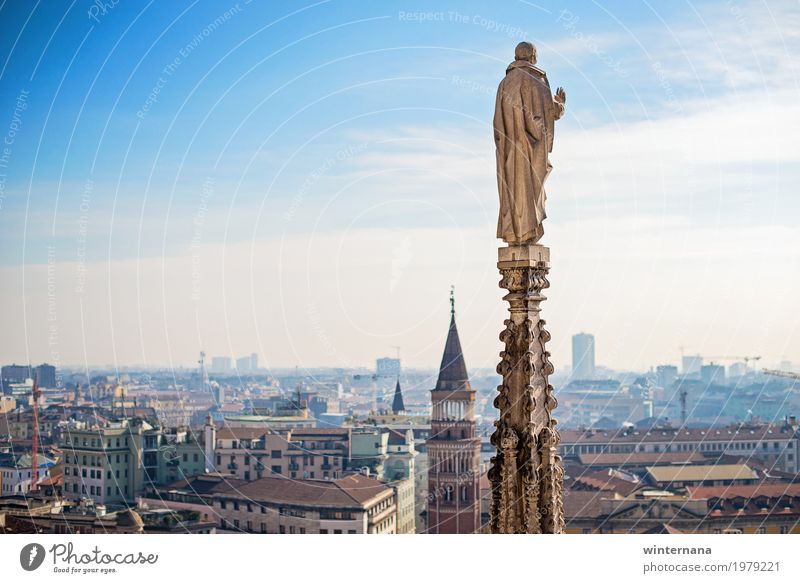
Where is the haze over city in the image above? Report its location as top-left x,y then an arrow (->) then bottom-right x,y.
1,1 -> 798,372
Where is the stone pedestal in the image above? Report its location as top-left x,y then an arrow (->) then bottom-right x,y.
488,244 -> 564,533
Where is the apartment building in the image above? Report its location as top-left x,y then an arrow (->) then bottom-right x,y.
146,473 -> 396,534
61,419 -> 206,506
213,427 -> 351,481
560,421 -> 800,473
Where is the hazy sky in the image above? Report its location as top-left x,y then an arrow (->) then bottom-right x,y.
0,0 -> 798,373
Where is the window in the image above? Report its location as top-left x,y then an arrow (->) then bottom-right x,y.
320,529 -> 328,534
279,525 -> 285,534
220,500 -> 227,510
347,529 -> 355,534
193,453 -> 199,462
271,465 -> 281,474
182,453 -> 188,462
334,529 -> 342,534
271,450 -> 281,458
780,526 -> 789,534
261,523 -> 267,533
756,527 -> 766,534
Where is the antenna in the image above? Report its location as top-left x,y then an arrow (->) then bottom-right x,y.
450,285 -> 455,316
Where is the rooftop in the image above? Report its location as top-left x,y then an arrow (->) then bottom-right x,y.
645,464 -> 757,483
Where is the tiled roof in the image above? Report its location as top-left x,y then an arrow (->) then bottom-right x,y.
563,490 -> 608,519
571,471 -> 641,496
577,452 -> 704,466
687,483 -> 800,500
646,464 -> 757,483
165,473 -> 391,508
561,424 -> 797,444
289,428 -> 350,436
215,427 -> 271,440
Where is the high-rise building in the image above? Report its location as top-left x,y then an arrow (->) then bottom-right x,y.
682,355 -> 703,375
571,333 -> 595,380
426,304 -> 480,534
34,364 -> 57,388
656,365 -> 678,389
236,355 -> 252,373
728,361 -> 747,379
250,353 -> 259,371
211,356 -> 231,373
701,363 -> 725,386
376,357 -> 401,377
1,363 -> 57,392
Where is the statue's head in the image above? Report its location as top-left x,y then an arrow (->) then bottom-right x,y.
515,41 -> 537,64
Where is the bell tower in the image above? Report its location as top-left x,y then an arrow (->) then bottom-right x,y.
426,289 -> 481,533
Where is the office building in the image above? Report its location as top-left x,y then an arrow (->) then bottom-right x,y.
682,355 -> 703,375
571,333 -> 596,380
210,357 -> 231,373
701,363 -> 725,386
656,365 -> 678,389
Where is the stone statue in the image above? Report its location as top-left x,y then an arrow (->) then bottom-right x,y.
494,42 -> 565,245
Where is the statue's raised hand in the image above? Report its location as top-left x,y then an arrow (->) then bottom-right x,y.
555,87 -> 566,105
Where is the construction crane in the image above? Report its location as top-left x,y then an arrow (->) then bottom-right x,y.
763,369 -> 800,381
679,388 -> 688,425
30,376 -> 41,492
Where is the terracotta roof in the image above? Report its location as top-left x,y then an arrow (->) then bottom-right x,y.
36,475 -> 62,487
215,427 -> 270,440
563,490 -> 608,519
577,452 -> 704,466
334,474 -> 392,504
561,424 -> 797,444
687,483 -> 800,500
571,472 -> 641,496
165,473 -> 391,508
646,464 -> 757,483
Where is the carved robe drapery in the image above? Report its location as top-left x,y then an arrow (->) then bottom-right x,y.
494,60 -> 563,244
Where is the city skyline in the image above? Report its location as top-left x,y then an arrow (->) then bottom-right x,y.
1,1 -> 799,371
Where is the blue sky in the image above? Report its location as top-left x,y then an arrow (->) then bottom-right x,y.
1,0 -> 798,371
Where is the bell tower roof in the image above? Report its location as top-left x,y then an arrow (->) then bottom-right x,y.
434,288 -> 472,392
391,378 -> 405,413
